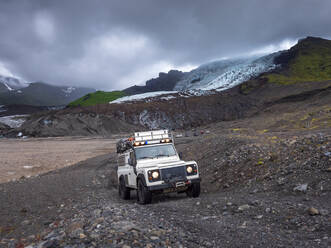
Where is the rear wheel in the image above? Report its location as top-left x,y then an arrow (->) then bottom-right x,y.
186,182 -> 200,198
137,179 -> 152,204
118,177 -> 130,200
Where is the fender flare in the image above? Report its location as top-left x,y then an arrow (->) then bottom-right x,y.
119,175 -> 128,186
136,174 -> 147,187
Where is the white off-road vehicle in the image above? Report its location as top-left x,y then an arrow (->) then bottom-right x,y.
116,130 -> 201,204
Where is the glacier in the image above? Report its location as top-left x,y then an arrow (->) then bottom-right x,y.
111,53 -> 280,104
110,91 -> 178,104
174,53 -> 279,91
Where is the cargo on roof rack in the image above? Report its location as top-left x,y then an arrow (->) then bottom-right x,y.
116,130 -> 173,153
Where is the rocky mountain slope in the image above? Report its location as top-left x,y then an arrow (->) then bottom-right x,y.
123,70 -> 185,95
11,79 -> 330,137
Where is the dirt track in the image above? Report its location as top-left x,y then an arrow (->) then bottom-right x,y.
0,126 -> 330,247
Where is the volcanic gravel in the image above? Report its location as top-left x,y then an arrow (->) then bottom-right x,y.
0,127 -> 330,247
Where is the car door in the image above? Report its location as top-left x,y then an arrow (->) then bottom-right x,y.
128,151 -> 137,188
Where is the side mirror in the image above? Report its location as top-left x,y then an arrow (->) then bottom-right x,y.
179,152 -> 183,160
128,158 -> 132,166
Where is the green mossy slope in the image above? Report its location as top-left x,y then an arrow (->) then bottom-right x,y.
68,91 -> 125,107
264,37 -> 331,84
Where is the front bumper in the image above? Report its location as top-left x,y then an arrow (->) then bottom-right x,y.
147,178 -> 201,192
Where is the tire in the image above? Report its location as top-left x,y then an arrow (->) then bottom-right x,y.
118,177 -> 130,200
186,182 -> 200,198
137,179 -> 152,204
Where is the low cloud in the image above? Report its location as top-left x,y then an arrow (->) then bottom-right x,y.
0,0 -> 330,90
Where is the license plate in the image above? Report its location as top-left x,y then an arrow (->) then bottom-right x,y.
176,181 -> 185,187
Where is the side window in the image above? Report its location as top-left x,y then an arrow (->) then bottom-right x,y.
130,151 -> 136,165
117,155 -> 125,167
125,153 -> 130,165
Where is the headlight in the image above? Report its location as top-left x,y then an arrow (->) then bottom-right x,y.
148,169 -> 161,182
186,164 -> 197,175
152,171 -> 159,179
186,166 -> 193,173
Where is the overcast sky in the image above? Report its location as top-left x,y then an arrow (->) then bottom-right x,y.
0,0 -> 330,90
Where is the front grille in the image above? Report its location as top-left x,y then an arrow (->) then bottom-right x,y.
160,166 -> 186,182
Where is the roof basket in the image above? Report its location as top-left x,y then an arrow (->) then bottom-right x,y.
116,130 -> 172,153
134,130 -> 170,142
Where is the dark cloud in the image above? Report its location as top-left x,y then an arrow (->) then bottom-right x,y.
0,0 -> 330,90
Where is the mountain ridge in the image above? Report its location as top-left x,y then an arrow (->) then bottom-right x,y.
263,36 -> 331,84
0,81 -> 95,106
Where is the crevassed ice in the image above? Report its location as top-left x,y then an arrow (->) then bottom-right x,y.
174,53 -> 279,92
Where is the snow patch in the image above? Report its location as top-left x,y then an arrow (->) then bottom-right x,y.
0,115 -> 28,128
4,83 -> 14,91
160,95 -> 176,100
62,87 -> 76,95
110,91 -> 177,104
0,105 -> 6,113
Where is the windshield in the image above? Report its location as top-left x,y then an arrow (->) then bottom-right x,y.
135,144 -> 177,160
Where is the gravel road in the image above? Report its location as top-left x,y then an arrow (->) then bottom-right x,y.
1,131 -> 330,247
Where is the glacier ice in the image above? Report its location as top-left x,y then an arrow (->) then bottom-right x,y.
110,91 -> 177,104
174,53 -> 279,92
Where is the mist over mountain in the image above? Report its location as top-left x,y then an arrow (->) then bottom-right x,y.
0,75 -> 28,93
0,81 -> 95,106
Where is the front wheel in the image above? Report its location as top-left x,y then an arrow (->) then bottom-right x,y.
118,177 -> 130,200
137,179 -> 152,204
186,182 -> 200,198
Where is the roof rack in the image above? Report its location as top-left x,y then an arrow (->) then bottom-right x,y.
116,130 -> 173,153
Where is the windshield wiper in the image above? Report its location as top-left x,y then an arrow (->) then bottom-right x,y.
156,154 -> 170,158
138,156 -> 155,159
